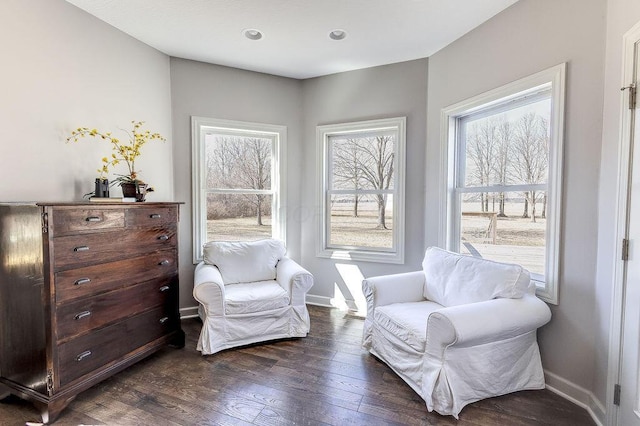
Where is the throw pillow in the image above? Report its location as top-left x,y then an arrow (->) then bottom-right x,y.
422,247 -> 532,307
203,239 -> 286,284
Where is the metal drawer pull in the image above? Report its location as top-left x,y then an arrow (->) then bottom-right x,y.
158,259 -> 170,266
74,311 -> 91,320
85,216 -> 101,222
74,278 -> 91,286
73,246 -> 90,252
159,285 -> 170,292
149,213 -> 161,219
157,235 -> 169,241
75,350 -> 92,362
159,317 -> 169,324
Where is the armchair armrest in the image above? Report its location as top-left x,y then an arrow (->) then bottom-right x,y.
193,262 -> 225,316
426,295 -> 551,356
276,257 -> 314,306
362,271 -> 425,312
361,271 -> 425,349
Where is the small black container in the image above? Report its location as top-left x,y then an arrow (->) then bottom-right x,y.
94,178 -> 110,198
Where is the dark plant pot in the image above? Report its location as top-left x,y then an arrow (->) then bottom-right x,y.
121,182 -> 148,202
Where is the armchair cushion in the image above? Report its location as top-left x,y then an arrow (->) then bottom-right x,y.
224,281 -> 289,315
203,239 -> 286,284
422,247 -> 531,307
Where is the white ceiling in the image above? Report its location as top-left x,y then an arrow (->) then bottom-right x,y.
65,0 -> 519,79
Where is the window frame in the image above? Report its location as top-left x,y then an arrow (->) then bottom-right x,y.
316,117 -> 406,264
440,64 -> 566,304
191,116 -> 287,263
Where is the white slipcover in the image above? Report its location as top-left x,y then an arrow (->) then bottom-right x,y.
193,239 -> 314,355
362,247 -> 551,418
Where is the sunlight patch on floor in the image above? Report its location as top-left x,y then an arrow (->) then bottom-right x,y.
333,263 -> 367,317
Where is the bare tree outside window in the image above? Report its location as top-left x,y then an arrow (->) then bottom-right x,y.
327,131 -> 397,250
459,97 -> 551,277
330,134 -> 395,241
359,135 -> 395,230
510,113 -> 549,222
494,118 -> 512,217
332,138 -> 364,217
466,119 -> 499,212
205,134 -> 274,241
333,135 -> 395,228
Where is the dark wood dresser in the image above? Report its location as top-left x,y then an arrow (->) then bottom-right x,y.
0,202 -> 184,423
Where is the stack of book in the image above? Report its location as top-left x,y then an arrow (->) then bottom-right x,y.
89,197 -> 137,203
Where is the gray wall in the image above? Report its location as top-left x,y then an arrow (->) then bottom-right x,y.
299,59 -> 429,306
0,0 -> 174,202
426,0 -> 607,413
170,58 -> 303,308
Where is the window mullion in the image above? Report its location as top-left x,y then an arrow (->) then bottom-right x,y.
207,188 -> 274,195
328,189 -> 395,195
456,184 -> 547,193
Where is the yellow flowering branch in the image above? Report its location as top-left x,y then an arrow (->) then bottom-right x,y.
66,121 -> 166,185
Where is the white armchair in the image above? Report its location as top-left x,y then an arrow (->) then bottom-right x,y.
362,247 -> 551,418
193,239 -> 313,355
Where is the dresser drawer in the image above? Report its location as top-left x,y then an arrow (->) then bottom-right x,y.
55,250 -> 177,303
126,206 -> 177,228
52,227 -> 177,272
57,306 -> 177,387
56,277 -> 177,343
50,207 -> 125,236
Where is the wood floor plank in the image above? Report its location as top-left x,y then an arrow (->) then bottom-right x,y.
254,406 -> 332,426
188,361 -> 364,413
358,399 -> 463,426
0,305 -> 595,425
252,401 -> 406,426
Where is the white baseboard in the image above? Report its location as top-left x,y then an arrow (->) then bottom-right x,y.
545,370 -> 605,426
305,294 -> 334,307
305,294 -> 364,315
180,306 -> 199,319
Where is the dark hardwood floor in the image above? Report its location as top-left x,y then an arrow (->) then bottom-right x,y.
0,305 -> 595,425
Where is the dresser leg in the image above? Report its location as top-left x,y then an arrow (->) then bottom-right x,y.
172,328 -> 186,348
33,395 -> 75,424
170,328 -> 185,349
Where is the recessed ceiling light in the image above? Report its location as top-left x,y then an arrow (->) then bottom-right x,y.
329,29 -> 347,41
243,28 -> 263,40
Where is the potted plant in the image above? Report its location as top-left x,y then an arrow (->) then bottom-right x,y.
67,121 -> 165,201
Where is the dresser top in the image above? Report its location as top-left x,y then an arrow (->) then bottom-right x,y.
0,202 -> 183,206
35,201 -> 184,207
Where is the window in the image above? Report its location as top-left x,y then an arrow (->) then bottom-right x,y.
317,117 -> 406,264
192,117 -> 286,262
442,64 -> 565,304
